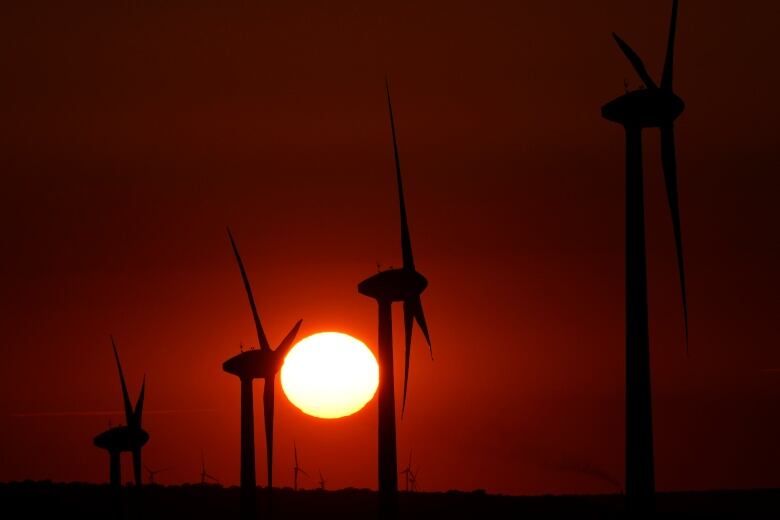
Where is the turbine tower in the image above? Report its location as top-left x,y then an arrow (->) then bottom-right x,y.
358,80 -> 433,515
222,228 -> 303,515
293,441 -> 309,491
601,0 -> 689,509
93,337 -> 149,489
318,470 -> 325,491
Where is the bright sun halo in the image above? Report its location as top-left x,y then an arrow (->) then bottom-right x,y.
281,332 -> 378,419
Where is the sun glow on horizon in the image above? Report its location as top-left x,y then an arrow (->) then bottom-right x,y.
281,332 -> 378,419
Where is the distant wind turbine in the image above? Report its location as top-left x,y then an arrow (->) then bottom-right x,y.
409,467 -> 420,492
601,0 -> 689,510
399,450 -> 413,492
557,462 -> 623,494
318,470 -> 326,491
293,442 -> 310,491
93,337 -> 148,489
358,79 -> 433,515
144,464 -> 171,485
222,228 -> 303,514
200,450 -> 219,485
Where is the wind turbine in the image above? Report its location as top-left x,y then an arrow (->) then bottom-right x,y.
318,470 -> 325,491
601,0 -> 689,509
200,449 -> 219,485
399,450 -> 413,492
293,441 -> 310,491
222,228 -> 303,514
358,80 -> 433,514
144,465 -> 171,485
93,337 -> 148,489
408,467 -> 419,492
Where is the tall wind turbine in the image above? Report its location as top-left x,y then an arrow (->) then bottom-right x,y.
293,441 -> 310,491
222,228 -> 303,514
93,337 -> 148,489
601,0 -> 689,509
358,80 -> 433,514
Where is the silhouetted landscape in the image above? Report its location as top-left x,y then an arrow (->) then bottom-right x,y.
5,481 -> 780,517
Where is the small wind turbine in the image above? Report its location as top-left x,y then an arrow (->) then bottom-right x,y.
93,337 -> 148,489
399,450 -> 413,492
601,0 -> 689,510
293,442 -> 310,491
408,467 -> 419,492
318,470 -> 325,491
200,449 -> 219,485
358,79 -> 433,515
144,465 -> 171,485
222,228 -> 303,513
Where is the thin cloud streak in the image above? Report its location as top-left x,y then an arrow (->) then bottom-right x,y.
9,409 -> 220,418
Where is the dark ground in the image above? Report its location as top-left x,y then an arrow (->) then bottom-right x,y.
3,481 -> 780,518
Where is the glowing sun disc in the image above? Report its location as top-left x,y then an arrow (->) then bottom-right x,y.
281,332 -> 378,419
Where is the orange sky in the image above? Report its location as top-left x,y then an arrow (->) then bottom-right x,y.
1,0 -> 779,495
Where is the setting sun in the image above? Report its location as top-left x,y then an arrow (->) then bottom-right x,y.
281,332 -> 379,419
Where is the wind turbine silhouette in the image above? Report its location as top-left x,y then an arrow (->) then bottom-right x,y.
408,467 -> 419,492
601,0 -> 689,509
93,337 -> 148,489
318,470 -> 325,491
144,464 -> 171,485
200,449 -> 219,485
222,228 -> 303,514
399,450 -> 413,492
358,80 -> 433,515
293,441 -> 310,491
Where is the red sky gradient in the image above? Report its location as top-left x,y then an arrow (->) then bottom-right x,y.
1,1 -> 779,495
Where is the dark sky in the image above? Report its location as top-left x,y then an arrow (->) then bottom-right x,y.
1,0 -> 779,495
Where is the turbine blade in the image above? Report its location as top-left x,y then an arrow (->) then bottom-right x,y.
301,469 -> 311,478
401,299 -> 414,418
294,441 -> 299,467
133,374 -> 146,428
385,78 -> 415,270
401,297 -> 433,417
660,123 -> 690,351
612,33 -> 658,89
263,375 -> 275,490
227,228 -> 270,350
273,319 -> 303,358
411,297 -> 432,358
110,336 -> 134,427
661,0 -> 679,90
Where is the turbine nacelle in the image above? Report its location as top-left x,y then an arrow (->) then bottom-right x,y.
602,89 -> 684,129
93,426 -> 150,453
223,348 -> 282,380
358,268 -> 428,303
